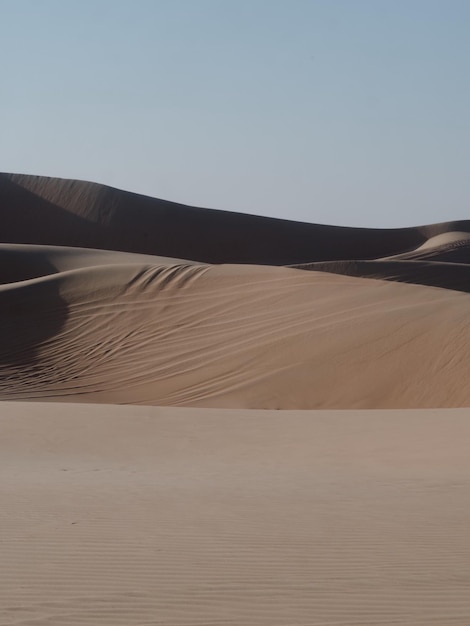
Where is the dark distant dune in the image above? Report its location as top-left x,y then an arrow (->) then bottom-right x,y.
2,172 -> 470,265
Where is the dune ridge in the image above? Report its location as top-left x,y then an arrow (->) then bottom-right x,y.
1,173 -> 470,407
2,172 -> 470,265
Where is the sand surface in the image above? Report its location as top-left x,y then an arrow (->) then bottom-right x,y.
1,174 -> 470,624
2,402 -> 470,625
3,172 -> 470,264
1,244 -> 470,407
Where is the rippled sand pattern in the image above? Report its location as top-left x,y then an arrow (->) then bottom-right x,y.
1,403 -> 470,625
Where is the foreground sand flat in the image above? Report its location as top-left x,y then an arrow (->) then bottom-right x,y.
1,402 -> 470,625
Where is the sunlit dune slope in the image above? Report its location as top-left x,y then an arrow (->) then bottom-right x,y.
1,244 -> 470,408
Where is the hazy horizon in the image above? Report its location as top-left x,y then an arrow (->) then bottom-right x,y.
2,0 -> 469,227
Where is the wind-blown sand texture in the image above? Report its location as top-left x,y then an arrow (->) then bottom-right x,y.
1,174 -> 470,624
2,403 -> 470,625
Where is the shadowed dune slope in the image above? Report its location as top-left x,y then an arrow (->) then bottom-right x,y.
296,259 -> 470,293
1,244 -> 470,408
294,231 -> 470,292
3,172 -> 470,265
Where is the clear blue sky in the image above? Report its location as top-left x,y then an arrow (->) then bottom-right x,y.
1,0 -> 469,226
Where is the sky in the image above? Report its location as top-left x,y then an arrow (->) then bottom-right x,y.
1,0 -> 469,227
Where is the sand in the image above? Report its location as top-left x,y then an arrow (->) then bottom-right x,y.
2,402 -> 470,625
1,244 -> 470,407
1,174 -> 470,624
2,172 -> 470,264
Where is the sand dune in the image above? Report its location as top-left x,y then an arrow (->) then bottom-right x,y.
296,258 -> 470,293
1,173 -> 470,624
1,173 -> 470,408
294,230 -> 470,292
0,243 -> 470,407
0,243 -> 190,284
3,172 -> 470,265
2,402 -> 470,625
390,231 -> 470,259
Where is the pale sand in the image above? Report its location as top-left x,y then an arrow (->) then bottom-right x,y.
1,401 -> 470,625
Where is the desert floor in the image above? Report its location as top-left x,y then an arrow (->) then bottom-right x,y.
1,174 -> 470,624
2,402 -> 470,625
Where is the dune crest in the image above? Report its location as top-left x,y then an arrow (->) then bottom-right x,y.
1,173 -> 470,408
2,172 -> 470,266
